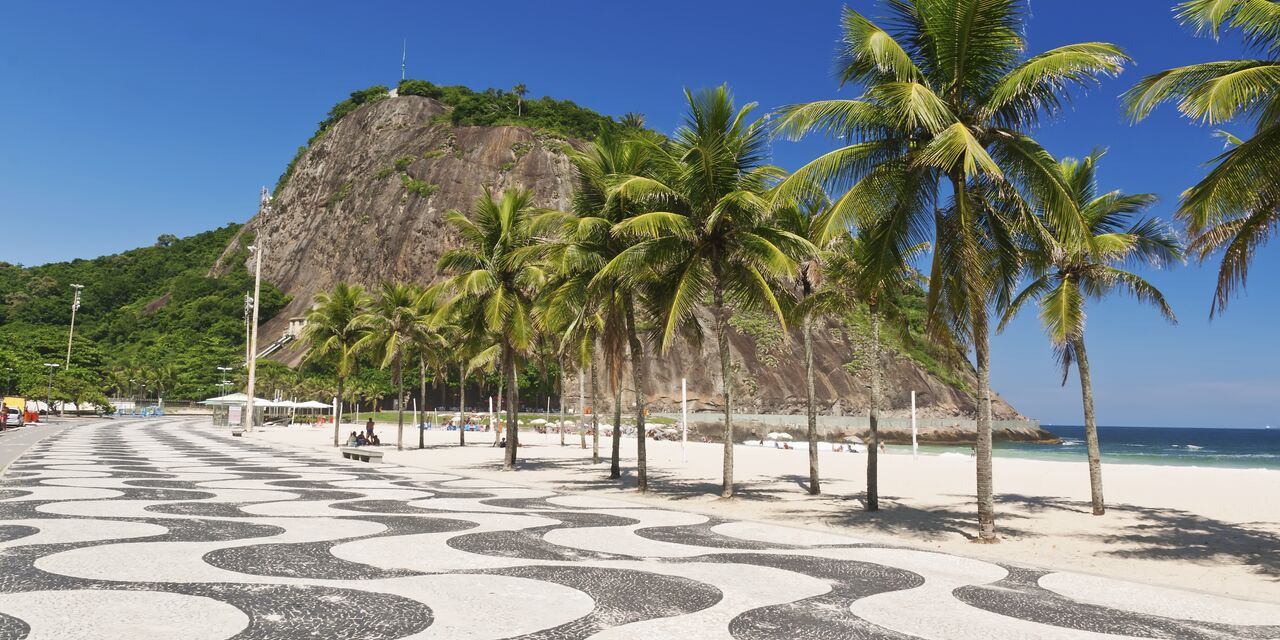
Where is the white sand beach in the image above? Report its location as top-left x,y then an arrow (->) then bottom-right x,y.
252,423 -> 1280,604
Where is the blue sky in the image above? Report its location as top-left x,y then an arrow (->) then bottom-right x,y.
1,1 -> 1275,428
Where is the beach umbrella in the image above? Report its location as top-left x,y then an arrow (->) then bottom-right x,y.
776,433 -> 794,441
530,418 -> 547,425
844,435 -> 864,444
765,432 -> 783,440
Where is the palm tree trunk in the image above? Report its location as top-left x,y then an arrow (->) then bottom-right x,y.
590,358 -> 600,462
395,357 -> 405,451
458,363 -> 467,447
713,286 -> 735,498
974,306 -> 997,542
503,343 -> 519,470
495,375 -> 504,447
625,301 -> 648,493
419,358 -> 427,449
558,361 -> 566,447
1074,335 -> 1105,515
804,315 -> 819,495
609,371 -> 623,479
334,376 -> 344,447
867,305 -> 882,511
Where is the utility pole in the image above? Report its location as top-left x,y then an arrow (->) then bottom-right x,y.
65,284 -> 83,369
245,188 -> 270,431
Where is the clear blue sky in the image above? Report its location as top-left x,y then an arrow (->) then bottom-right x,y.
1,1 -> 1275,428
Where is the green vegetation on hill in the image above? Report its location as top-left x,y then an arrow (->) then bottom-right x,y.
274,80 -> 625,195
0,225 -> 287,404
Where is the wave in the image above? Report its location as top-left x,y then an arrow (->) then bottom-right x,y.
1184,444 -> 1204,451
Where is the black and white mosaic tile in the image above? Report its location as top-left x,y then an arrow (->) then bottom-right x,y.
0,417 -> 1275,639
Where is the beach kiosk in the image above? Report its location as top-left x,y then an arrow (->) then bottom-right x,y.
199,393 -> 275,427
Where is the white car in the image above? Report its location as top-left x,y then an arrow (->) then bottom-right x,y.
2,407 -> 21,428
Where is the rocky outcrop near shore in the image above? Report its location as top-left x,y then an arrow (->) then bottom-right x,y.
221,93 -> 1026,423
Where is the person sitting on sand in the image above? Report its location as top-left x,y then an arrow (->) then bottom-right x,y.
370,433 -> 381,446
355,433 -> 367,446
347,431 -> 358,446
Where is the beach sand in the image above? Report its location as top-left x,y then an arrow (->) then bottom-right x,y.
252,422 -> 1280,603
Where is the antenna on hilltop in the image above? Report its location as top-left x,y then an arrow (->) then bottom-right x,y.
401,39 -> 407,82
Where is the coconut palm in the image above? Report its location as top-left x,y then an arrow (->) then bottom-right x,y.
437,187 -> 550,470
773,0 -> 1128,540
1123,0 -> 1280,317
299,282 -> 370,447
536,125 -> 655,486
773,198 -> 830,495
605,86 -> 816,498
353,282 -> 430,451
1000,150 -> 1182,515
825,234 -> 928,511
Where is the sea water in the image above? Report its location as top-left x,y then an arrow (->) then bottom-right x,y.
918,425 -> 1279,470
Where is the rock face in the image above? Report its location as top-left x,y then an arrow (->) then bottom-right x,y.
221,94 -> 1028,426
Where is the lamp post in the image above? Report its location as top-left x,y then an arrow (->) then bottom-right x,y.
217,366 -> 233,397
65,284 -> 84,369
245,187 -> 270,431
43,363 -> 59,417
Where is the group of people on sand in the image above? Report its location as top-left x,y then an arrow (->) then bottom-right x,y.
346,419 -> 381,447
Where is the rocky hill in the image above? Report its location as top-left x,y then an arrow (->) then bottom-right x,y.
218,91 -> 1028,424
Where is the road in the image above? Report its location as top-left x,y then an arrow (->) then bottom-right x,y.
0,417 -> 1275,639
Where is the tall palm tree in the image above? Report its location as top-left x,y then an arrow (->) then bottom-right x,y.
605,86 -> 816,498
773,1 -> 1128,540
537,125 -> 655,486
1000,150 -> 1182,515
1123,0 -> 1280,317
774,197 -> 832,495
353,282 -> 429,451
438,187 -> 550,470
299,282 -> 370,447
823,235 -> 928,511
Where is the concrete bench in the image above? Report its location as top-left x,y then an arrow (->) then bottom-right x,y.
231,428 -> 245,437
340,447 -> 384,463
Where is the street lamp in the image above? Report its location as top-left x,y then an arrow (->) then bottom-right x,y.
65,284 -> 84,369
43,363 -> 59,417
217,366 -> 234,397
245,187 -> 270,431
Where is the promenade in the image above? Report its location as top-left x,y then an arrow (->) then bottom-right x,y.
0,417 -> 1274,639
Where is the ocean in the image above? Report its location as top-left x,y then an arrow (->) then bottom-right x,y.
917,425 -> 1280,470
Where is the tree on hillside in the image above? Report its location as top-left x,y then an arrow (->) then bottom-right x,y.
513,83 -> 528,117
437,188 -> 550,470
300,282 -> 370,447
774,0 -> 1129,540
1000,150 -> 1181,515
1123,0 -> 1280,317
605,86 -> 815,498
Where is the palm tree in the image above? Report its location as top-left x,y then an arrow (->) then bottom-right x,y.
1123,0 -> 1280,317
513,83 -> 528,117
605,86 -> 816,498
1000,150 -> 1182,515
825,235 -> 928,511
353,282 -> 429,451
773,1 -> 1128,541
299,282 -> 370,447
536,125 -> 655,486
774,197 -> 831,495
438,187 -> 550,470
